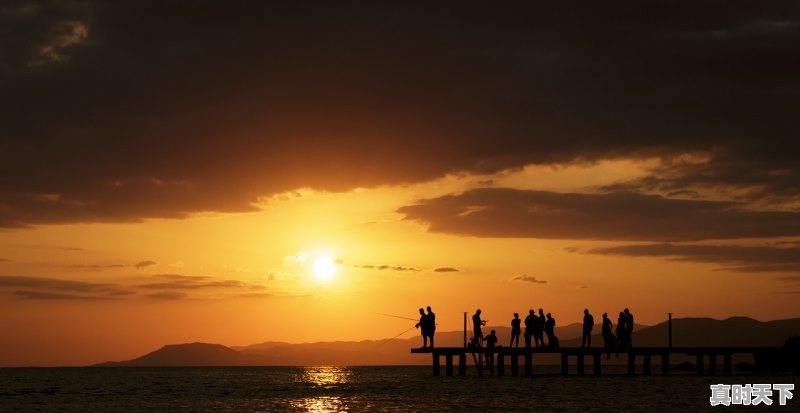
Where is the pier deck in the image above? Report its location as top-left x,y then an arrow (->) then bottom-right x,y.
410,346 -> 785,376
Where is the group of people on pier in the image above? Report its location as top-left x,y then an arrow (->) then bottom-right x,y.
415,307 -> 636,358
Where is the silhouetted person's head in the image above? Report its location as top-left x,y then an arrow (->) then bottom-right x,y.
514,313 -> 519,318
624,308 -> 630,315
427,306 -> 432,313
476,309 -> 481,315
529,309 -> 535,315
547,313 -> 552,319
603,313 -> 608,319
538,308 -> 544,315
619,311 -> 625,317
584,308 -> 589,315
419,308 -> 425,315
490,330 -> 496,336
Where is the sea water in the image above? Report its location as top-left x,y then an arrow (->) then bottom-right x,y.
1,366 -> 797,412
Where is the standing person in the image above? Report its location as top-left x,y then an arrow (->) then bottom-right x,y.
624,308 -> 634,348
535,308 -> 546,348
601,312 -> 615,359
545,313 -> 558,349
472,309 -> 486,346
510,313 -> 521,347
616,311 -> 627,351
415,308 -> 429,348
485,330 -> 498,374
426,306 -> 436,348
582,309 -> 595,348
524,309 -> 536,349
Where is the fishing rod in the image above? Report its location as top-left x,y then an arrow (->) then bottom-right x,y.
375,312 -> 439,325
373,324 -> 419,348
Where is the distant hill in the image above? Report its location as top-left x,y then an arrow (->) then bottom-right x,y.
94,343 -> 270,367
94,317 -> 799,367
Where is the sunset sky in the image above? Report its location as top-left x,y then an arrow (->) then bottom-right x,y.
1,1 -> 799,367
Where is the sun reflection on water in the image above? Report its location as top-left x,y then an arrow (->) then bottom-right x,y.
291,366 -> 352,412
301,366 -> 352,387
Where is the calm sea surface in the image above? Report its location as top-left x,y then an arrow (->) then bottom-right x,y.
1,366 -> 797,412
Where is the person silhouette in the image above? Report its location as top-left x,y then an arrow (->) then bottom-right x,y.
510,313 -> 521,347
472,309 -> 486,346
601,312 -> 614,359
415,308 -> 429,348
615,311 -> 627,352
534,308 -> 546,348
524,309 -> 536,349
582,309 -> 595,348
426,306 -> 436,348
485,329 -> 498,374
624,308 -> 634,348
545,313 -> 558,349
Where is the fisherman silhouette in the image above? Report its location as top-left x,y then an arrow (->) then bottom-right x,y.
510,313 -> 521,347
472,309 -> 486,346
426,306 -> 436,348
624,308 -> 634,348
545,313 -> 558,349
485,329 -> 498,374
616,311 -> 627,352
524,309 -> 536,348
415,308 -> 429,348
582,309 -> 595,348
534,308 -> 546,348
601,312 -> 615,359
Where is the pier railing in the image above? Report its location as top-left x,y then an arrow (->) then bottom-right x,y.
410,346 -> 787,376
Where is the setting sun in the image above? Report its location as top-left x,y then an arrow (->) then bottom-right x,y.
312,255 -> 337,281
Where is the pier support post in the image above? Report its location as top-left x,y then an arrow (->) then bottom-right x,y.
511,353 -> 519,376
696,354 -> 704,376
497,351 -> 505,376
561,354 -> 568,375
628,352 -> 636,375
723,353 -> 731,375
643,354 -> 651,375
662,353 -> 670,375
708,353 -> 717,375
524,351 -> 532,376
433,353 -> 440,376
593,353 -> 601,375
445,354 -> 453,376
458,353 -> 466,376
577,353 -> 585,375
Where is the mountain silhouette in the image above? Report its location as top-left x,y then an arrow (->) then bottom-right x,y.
94,343 -> 271,367
94,317 -> 799,367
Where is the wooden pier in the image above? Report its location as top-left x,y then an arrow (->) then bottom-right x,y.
411,346 -> 784,376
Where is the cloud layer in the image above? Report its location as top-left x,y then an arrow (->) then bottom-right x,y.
587,243 -> 800,273
1,1 -> 798,226
398,188 -> 800,242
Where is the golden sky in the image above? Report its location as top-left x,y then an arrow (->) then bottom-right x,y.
2,2 -> 800,367
2,161 -> 798,366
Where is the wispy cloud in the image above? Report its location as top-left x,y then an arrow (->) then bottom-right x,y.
134,260 -> 157,270
511,275 -> 547,284
434,267 -> 460,273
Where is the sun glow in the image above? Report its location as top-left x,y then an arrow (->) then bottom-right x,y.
312,255 -> 337,281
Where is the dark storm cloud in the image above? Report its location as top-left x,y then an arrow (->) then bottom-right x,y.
587,243 -> 800,273
511,275 -> 547,284
398,188 -> 800,241
0,1 -> 798,226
